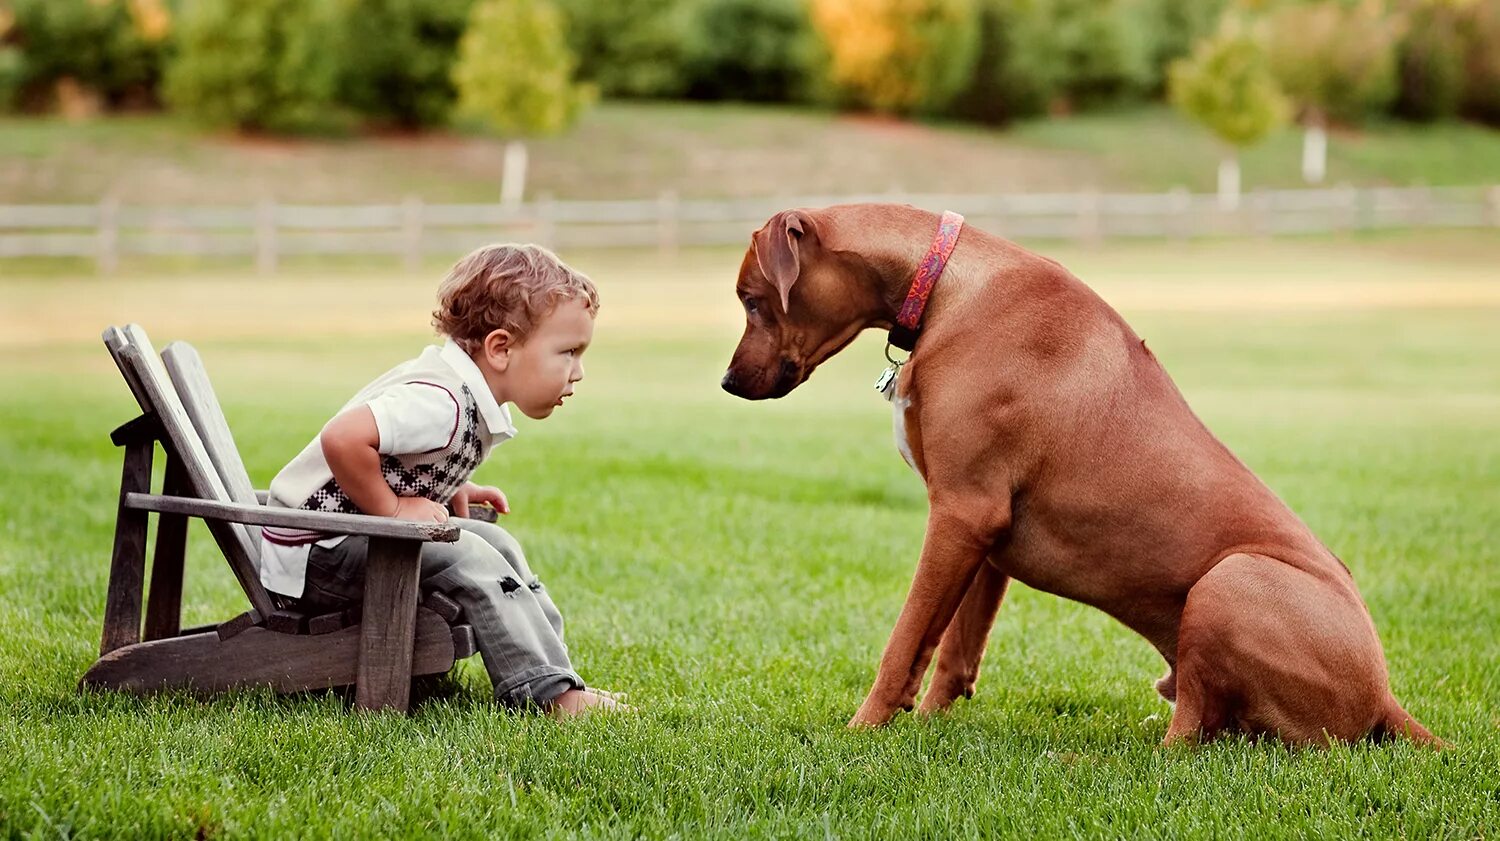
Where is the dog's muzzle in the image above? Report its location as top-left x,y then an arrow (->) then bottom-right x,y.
721,359 -> 799,400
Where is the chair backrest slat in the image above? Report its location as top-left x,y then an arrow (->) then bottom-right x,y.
103,325 -> 275,619
161,343 -> 261,513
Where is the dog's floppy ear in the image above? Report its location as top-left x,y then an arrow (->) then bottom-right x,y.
752,210 -> 812,314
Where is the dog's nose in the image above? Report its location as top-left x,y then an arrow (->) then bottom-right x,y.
720,370 -> 741,396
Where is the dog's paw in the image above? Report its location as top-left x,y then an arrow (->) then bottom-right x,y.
847,703 -> 897,728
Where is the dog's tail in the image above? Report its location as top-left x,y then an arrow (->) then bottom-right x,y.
1373,696 -> 1443,748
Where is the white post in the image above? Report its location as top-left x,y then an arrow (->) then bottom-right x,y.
1488,185 -> 1500,228
501,140 -> 528,208
1217,154 -> 1241,212
1302,120 -> 1327,185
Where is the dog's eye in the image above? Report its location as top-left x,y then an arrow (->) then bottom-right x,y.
743,297 -> 759,314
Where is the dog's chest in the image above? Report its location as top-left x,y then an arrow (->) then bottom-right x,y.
891,391 -> 918,474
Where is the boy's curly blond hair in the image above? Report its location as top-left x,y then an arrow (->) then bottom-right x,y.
433,244 -> 599,353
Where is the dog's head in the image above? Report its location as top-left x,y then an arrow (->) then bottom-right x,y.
721,209 -> 883,400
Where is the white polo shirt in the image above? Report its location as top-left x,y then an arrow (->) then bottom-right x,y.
259,339 -> 516,597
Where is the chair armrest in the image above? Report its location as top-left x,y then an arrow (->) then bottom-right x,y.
124,493 -> 460,542
253,488 -> 494,523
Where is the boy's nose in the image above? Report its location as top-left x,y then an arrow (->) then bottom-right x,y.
572,361 -> 585,382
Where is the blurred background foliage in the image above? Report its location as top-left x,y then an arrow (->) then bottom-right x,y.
1,0 -> 1497,137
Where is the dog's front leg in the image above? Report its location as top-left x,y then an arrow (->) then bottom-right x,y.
850,503 -> 1008,727
918,560 -> 1010,714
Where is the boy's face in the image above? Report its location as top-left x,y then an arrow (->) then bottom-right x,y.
491,296 -> 594,420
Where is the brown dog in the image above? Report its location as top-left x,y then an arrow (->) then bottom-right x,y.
721,203 -> 1436,746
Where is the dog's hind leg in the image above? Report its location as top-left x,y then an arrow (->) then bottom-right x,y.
1164,552 -> 1402,746
918,560 -> 1010,713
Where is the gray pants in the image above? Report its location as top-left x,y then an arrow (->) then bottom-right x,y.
302,519 -> 583,707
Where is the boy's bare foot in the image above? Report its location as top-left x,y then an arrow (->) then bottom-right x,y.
584,687 -> 628,703
548,688 -> 628,719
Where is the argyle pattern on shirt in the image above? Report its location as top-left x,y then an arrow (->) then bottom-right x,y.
299,385 -> 485,515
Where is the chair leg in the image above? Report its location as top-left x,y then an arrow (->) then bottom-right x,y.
355,536 -> 423,712
102,437 -> 153,655
144,456 -> 189,641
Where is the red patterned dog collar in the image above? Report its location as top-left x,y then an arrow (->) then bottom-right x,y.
889,210 -> 964,352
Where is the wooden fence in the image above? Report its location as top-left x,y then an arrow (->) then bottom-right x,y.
2,185 -> 1498,273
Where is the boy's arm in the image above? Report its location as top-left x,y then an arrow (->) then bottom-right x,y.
320,406 -> 448,523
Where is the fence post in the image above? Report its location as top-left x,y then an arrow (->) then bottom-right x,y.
1415,184 -> 1433,228
401,195 -> 424,272
1076,190 -> 1102,247
1488,185 -> 1500,228
1339,183 -> 1358,235
657,190 -> 678,258
97,196 -> 119,275
255,199 -> 278,275
1355,187 -> 1374,232
536,193 -> 556,250
1169,187 -> 1191,242
1249,188 -> 1271,238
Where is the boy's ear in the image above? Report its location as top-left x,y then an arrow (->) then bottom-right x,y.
482,329 -> 513,371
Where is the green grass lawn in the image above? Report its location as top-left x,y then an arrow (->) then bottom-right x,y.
1,235 -> 1498,838
4,102 -> 1500,204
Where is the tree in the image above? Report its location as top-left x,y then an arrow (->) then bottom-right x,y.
6,0 -> 170,113
1265,0 -> 1403,183
809,0 -> 980,115
1169,18 -> 1290,209
1393,0 -> 1466,122
553,0 -> 696,99
1026,0 -> 1157,111
1460,0 -> 1500,124
164,0 -> 351,134
682,0 -> 820,103
451,0 -> 593,204
336,0 -> 475,129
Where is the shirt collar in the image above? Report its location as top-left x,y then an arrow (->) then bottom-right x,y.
440,338 -> 516,441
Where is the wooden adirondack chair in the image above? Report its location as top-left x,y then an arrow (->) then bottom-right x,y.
81,324 -> 481,711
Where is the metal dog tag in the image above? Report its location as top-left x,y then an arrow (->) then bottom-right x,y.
874,363 -> 900,401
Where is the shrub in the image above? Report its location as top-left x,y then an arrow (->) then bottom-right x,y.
809,0 -> 980,115
1264,0 -> 1403,125
163,0 -> 351,133
1459,0 -> 1500,124
1393,0 -> 1466,122
554,0 -> 695,98
1033,0 -> 1157,109
1169,17 -> 1289,148
682,0 -> 819,103
452,0 -> 592,137
6,0 -> 170,110
337,0 -> 475,129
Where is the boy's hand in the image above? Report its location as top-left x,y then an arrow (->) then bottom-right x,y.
391,496 -> 449,523
452,482 -> 510,518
